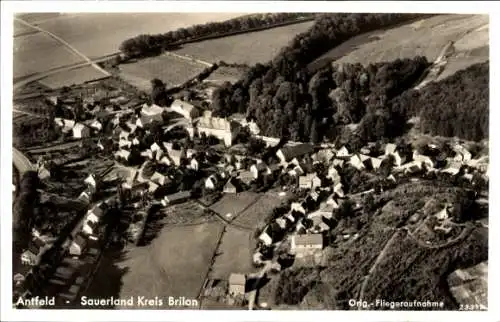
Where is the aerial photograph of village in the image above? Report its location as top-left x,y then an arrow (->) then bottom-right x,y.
11,11 -> 488,311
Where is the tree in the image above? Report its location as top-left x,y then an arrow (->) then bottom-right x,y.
150,79 -> 170,107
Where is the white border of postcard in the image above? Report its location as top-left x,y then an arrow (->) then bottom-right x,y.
1,1 -> 498,322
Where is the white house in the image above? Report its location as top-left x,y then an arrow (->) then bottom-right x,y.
291,234 -> 323,257
89,120 -> 102,131
72,123 -> 90,139
150,142 -> 162,153
250,162 -> 271,179
150,172 -> 168,186
349,154 -> 365,170
84,174 -> 97,190
69,235 -> 87,257
170,99 -> 195,120
258,231 -> 273,246
115,149 -> 131,161
291,202 -> 306,215
140,103 -> 164,125
334,182 -> 345,198
119,138 -> 132,149
86,212 -> 100,224
188,158 -> 199,171
336,146 -> 350,157
205,175 -> 217,190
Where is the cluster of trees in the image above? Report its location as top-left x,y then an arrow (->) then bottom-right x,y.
390,62 -> 489,141
210,13 -> 428,144
13,118 -> 59,148
13,171 -> 41,251
119,13 -> 318,59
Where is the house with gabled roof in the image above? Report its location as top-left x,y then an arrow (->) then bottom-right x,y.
205,174 -> 218,190
291,234 -> 323,257
228,273 -> 246,297
170,99 -> 195,120
72,123 -> 91,139
150,142 -> 162,153
238,170 -> 254,186
69,234 -> 87,257
140,103 -> 164,124
276,143 -> 315,165
115,149 -> 131,161
349,154 -> 365,170
336,146 -> 351,158
150,172 -> 168,186
250,162 -> 271,179
334,182 -> 345,198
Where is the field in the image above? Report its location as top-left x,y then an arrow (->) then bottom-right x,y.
100,222 -> 224,308
209,226 -> 255,280
175,21 -> 315,65
232,192 -> 284,229
204,66 -> 247,85
209,191 -> 260,220
161,201 -> 215,226
309,14 -> 489,80
38,65 -> 110,89
119,54 -> 208,91
32,13 -> 244,59
14,32 -> 85,79
14,20 -> 39,37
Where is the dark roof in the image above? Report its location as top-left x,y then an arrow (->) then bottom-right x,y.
166,190 -> 191,202
73,234 -> 87,248
278,144 -> 315,162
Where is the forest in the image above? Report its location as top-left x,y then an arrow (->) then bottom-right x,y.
210,11 -> 488,145
389,62 -> 489,141
119,13 -> 319,59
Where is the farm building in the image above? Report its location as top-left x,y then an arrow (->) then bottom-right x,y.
140,104 -> 164,124
291,234 -> 323,257
69,234 -> 87,257
72,123 -> 91,139
188,158 -> 199,170
164,191 -> 191,205
228,273 -> 246,297
82,221 -> 98,236
170,99 -> 196,120
276,143 -> 315,164
87,120 -> 103,131
78,191 -> 91,204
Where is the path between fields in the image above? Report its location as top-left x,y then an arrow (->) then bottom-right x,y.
13,109 -> 49,119
14,18 -> 110,90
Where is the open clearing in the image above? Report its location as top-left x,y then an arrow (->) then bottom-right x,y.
175,21 -> 315,65
204,66 -> 247,85
33,13 -> 245,59
38,65 -> 109,89
210,226 -> 255,280
108,222 -> 224,307
309,14 -> 488,80
209,191 -> 260,220
232,192 -> 284,229
119,54 -> 207,91
14,32 -> 85,79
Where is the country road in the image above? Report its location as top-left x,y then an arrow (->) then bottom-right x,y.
15,18 -> 110,77
14,18 -> 111,92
